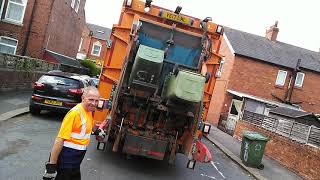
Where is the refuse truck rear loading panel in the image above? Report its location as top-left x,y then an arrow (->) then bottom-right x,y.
94,0 -> 224,168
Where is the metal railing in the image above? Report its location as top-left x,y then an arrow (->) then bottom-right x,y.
0,53 -> 59,72
243,110 -> 320,148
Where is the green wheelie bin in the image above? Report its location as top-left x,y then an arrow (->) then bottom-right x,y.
240,131 -> 269,169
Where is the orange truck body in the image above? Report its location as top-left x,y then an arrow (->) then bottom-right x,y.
94,0 -> 224,166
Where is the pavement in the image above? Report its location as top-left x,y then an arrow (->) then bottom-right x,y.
0,90 -> 31,121
205,126 -> 302,180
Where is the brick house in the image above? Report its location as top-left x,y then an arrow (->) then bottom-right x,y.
77,23 -> 111,66
207,22 -> 320,126
0,0 -> 86,68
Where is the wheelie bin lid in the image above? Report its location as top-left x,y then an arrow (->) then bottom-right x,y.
243,131 -> 269,141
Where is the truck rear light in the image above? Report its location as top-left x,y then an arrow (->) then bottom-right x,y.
69,88 -> 83,95
216,25 -> 224,35
125,0 -> 132,7
202,123 -> 212,134
97,99 -> 106,110
144,0 -> 152,12
33,82 -> 44,89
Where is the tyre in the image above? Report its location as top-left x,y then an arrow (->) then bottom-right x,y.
29,106 -> 41,115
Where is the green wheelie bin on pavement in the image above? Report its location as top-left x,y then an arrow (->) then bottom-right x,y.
240,131 -> 269,169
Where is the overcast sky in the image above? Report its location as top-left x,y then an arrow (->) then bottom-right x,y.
85,0 -> 320,52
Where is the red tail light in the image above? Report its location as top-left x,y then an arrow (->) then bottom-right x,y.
31,95 -> 43,101
69,88 -> 83,95
33,82 -> 44,89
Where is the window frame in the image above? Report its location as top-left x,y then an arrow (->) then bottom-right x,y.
74,0 -> 80,13
0,36 -> 18,55
0,0 -> 5,18
275,70 -> 287,86
294,72 -> 305,87
91,42 -> 102,56
4,0 -> 28,24
71,0 -> 80,13
71,0 -> 75,8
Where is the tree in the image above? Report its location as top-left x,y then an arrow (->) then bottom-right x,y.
80,59 -> 101,77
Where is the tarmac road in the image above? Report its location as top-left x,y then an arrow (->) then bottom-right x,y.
0,112 -> 254,180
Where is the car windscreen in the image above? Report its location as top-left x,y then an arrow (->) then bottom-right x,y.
38,75 -> 80,88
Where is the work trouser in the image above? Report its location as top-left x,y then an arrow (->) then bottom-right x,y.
56,147 -> 86,180
55,168 -> 81,180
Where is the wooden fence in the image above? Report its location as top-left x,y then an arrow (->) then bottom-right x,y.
243,110 -> 320,148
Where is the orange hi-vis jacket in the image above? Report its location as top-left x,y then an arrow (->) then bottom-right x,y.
57,104 -> 94,150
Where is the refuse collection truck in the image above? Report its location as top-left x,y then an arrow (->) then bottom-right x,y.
94,0 -> 224,168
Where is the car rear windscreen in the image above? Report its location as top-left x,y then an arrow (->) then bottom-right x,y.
38,75 -> 80,88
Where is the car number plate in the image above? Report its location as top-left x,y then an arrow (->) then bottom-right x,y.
44,99 -> 63,106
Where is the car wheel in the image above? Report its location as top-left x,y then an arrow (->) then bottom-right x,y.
29,106 -> 41,115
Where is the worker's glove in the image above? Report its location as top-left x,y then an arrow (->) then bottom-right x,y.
43,162 -> 57,180
93,128 -> 106,139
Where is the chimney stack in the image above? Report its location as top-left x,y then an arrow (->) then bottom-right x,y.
265,21 -> 279,41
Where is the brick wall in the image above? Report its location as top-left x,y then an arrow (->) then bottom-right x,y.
86,37 -> 108,65
44,0 -> 86,58
0,0 -> 86,60
0,0 -> 37,55
0,53 -> 59,92
234,120 -> 320,180
207,36 -> 320,126
207,36 -> 236,125
0,69 -> 43,92
78,25 -> 91,55
228,56 -> 320,114
25,0 -> 54,58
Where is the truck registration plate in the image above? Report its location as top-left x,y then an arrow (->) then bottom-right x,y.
161,11 -> 191,25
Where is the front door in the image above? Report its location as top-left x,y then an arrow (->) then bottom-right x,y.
226,99 -> 243,135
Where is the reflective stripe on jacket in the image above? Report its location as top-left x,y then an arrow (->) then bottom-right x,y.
59,104 -> 94,150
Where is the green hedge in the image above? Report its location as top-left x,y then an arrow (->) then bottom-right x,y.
80,59 -> 101,77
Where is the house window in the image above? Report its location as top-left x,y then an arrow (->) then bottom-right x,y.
91,42 -> 102,56
5,0 -> 28,23
0,0 -> 5,17
71,0 -> 75,8
275,70 -> 287,86
294,72 -> 305,87
0,36 -> 18,54
71,0 -> 80,13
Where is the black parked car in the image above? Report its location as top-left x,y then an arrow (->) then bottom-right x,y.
29,71 -> 92,114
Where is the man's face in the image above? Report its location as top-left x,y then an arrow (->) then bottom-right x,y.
82,90 -> 100,112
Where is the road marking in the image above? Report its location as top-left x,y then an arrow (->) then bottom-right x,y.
200,173 -> 216,179
211,161 -> 226,179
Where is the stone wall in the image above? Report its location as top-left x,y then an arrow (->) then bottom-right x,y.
234,120 -> 320,180
0,53 -> 59,92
